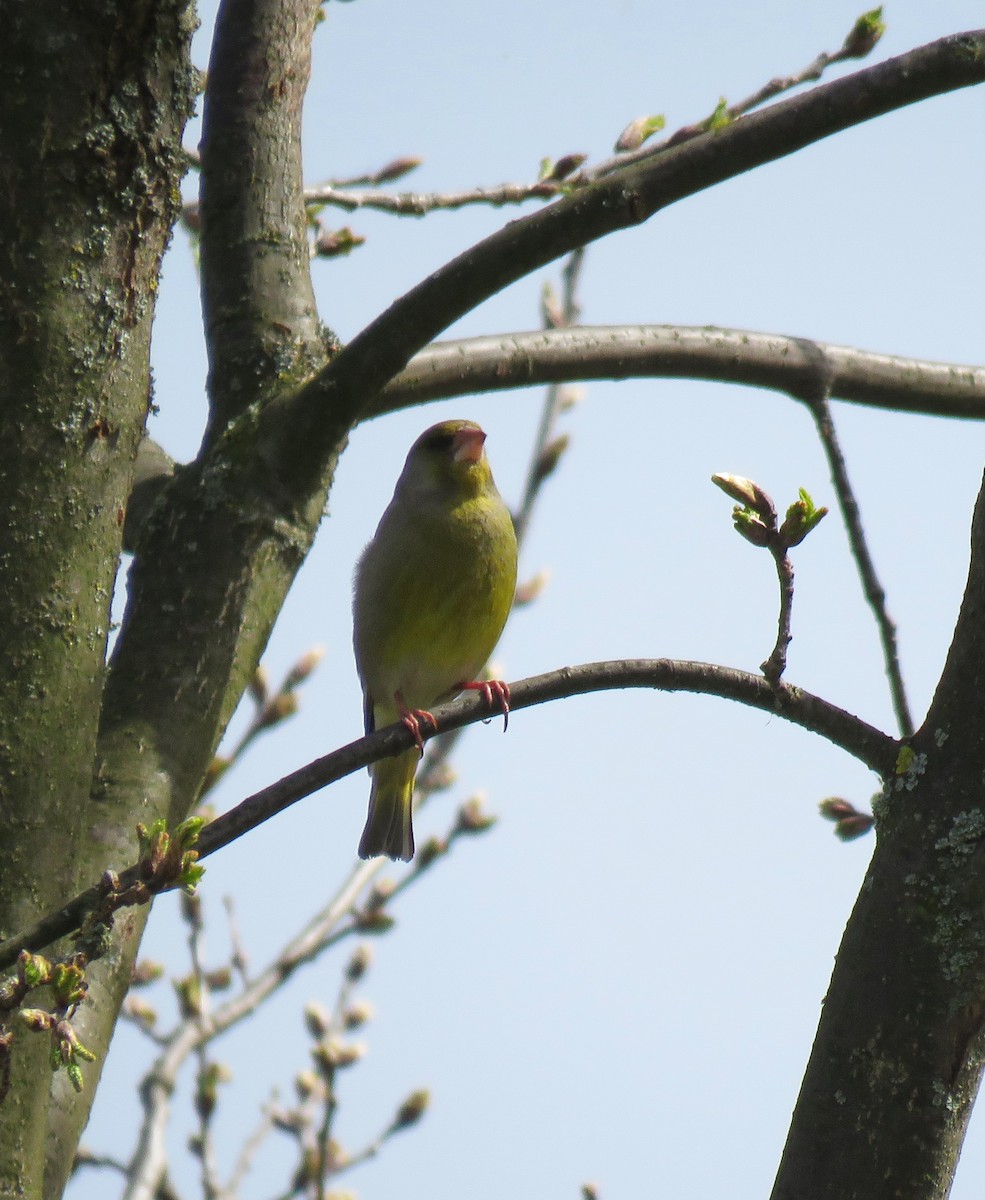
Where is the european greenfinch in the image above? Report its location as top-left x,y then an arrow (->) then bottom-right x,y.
353,420 -> 518,861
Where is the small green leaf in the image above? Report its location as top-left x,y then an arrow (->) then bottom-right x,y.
706,97 -> 731,131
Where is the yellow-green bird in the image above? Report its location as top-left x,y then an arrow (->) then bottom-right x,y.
353,420 -> 519,861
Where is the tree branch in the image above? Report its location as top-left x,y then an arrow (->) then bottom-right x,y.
274,29 -> 985,477
771,468 -> 985,1198
0,658 -> 897,973
805,392 -> 914,737
369,326 -> 985,422
198,0 -> 329,443
65,0 -> 332,1190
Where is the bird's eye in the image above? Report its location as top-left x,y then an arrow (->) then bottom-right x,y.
424,431 -> 456,453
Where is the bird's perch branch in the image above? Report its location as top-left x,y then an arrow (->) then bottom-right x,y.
0,659 -> 897,971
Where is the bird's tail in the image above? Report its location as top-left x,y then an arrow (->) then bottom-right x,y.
358,750 -> 417,861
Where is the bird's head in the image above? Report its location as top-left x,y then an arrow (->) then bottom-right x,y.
396,419 -> 496,502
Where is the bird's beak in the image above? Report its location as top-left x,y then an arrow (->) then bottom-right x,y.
452,427 -> 487,464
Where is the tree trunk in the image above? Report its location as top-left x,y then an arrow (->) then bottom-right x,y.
772,470 -> 985,1199
0,2 -> 195,1194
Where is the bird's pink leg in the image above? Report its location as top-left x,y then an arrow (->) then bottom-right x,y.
395,690 -> 436,758
458,679 -> 511,731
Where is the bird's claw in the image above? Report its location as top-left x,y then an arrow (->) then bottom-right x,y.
397,700 -> 436,758
461,678 -> 511,732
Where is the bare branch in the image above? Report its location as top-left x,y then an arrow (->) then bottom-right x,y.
276,29 -> 985,462
805,392 -> 914,737
514,250 -> 584,545
198,0 -> 327,442
371,326 -> 985,422
304,180 -> 560,215
592,7 -> 887,175
0,658 -> 898,974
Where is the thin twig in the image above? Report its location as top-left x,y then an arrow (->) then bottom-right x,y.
805,392 -> 914,737
592,9 -> 884,177
222,894 -> 250,986
188,14 -> 884,230
225,1097 -> 278,1196
186,903 -> 222,1200
763,545 -> 795,687
304,181 -> 560,215
514,251 -> 584,545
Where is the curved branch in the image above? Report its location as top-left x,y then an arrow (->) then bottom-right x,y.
273,30 -> 985,471
372,326 -> 985,421
185,661 -> 900,858
0,659 -> 897,971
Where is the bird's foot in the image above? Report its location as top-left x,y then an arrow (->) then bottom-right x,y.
395,691 -> 436,757
459,678 -> 511,732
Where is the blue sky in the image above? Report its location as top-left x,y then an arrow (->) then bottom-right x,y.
74,3 -> 985,1198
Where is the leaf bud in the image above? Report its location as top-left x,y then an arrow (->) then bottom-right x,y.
284,645 -> 326,691
249,665 -> 269,705
374,156 -> 423,183
343,1000 -> 374,1030
543,153 -> 587,181
258,692 -> 299,730
314,227 -> 366,258
818,798 -> 857,822
345,944 -> 374,982
454,796 -> 498,836
314,1037 -> 366,1070
614,114 -> 666,152
514,569 -> 551,607
840,7 -> 885,59
393,1088 -> 430,1130
304,1001 -> 333,1039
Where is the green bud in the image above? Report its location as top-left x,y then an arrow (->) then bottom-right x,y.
778,488 -> 827,548
706,97 -> 732,131
543,153 -> 587,181
731,508 -> 772,548
174,975 -> 203,1019
841,7 -> 885,58
18,1009 -> 53,1032
51,961 -> 87,1008
614,114 -> 666,152
19,952 -> 52,990
314,227 -> 365,258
